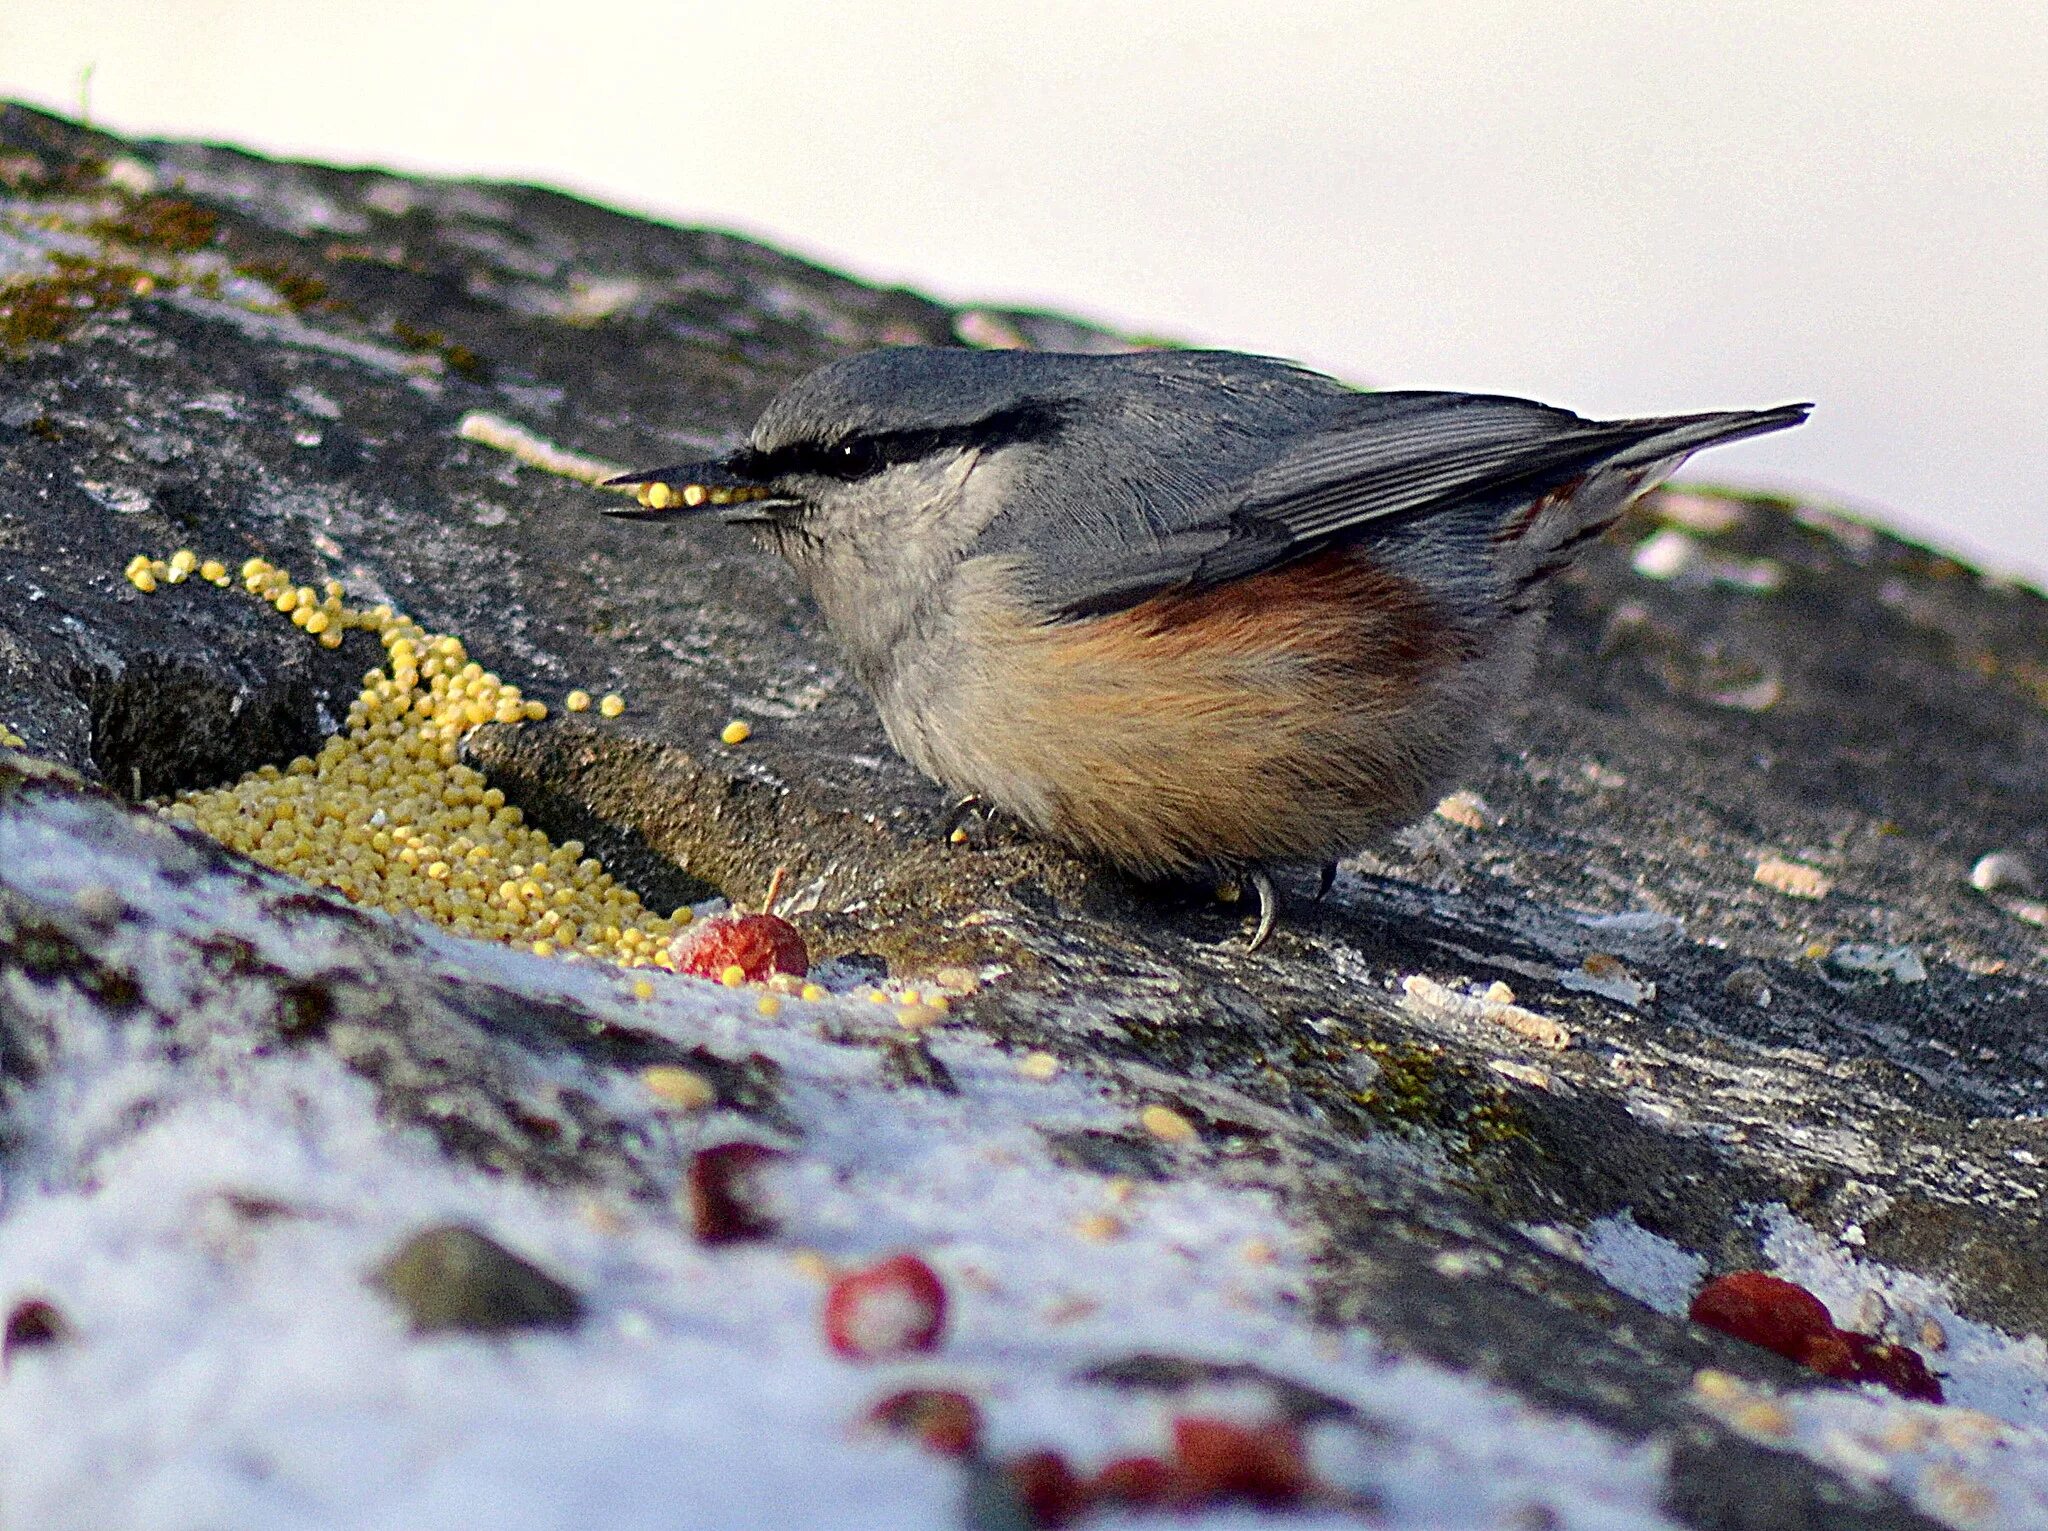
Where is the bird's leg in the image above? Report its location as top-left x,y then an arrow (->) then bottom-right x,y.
1246,869 -> 1279,952
939,794 -> 988,848
1313,861 -> 1339,902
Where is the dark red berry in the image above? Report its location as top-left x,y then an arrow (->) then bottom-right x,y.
2,1298 -> 70,1367
1840,1332 -> 1945,1403
1089,1455 -> 1177,1508
668,910 -> 809,982
1170,1415 -> 1314,1507
866,1387 -> 983,1458
1001,1450 -> 1088,1529
685,1142 -> 788,1245
1689,1272 -> 1837,1362
823,1253 -> 947,1359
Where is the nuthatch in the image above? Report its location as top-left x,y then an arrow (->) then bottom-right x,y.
605,347 -> 1806,947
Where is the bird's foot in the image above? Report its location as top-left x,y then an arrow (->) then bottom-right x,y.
1313,861 -> 1339,902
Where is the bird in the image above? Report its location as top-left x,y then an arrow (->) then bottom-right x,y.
602,346 -> 1807,948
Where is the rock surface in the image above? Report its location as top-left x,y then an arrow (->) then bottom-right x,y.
2,102 -> 2046,1529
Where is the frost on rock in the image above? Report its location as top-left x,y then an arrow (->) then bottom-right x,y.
6,102 -> 2048,1531
0,773 -> 1684,1530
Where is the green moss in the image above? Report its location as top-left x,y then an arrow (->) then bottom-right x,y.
392,319 -> 489,382
0,253 -> 153,352
1351,1036 -> 1531,1164
233,257 -> 330,312
88,195 -> 219,253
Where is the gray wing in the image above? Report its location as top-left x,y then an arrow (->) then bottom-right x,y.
1015,389 -> 1808,617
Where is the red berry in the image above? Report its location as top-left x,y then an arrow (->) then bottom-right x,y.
1089,1455 -> 1177,1508
1689,1272 -> 1837,1362
823,1253 -> 947,1359
1000,1450 -> 1088,1529
1793,1328 -> 1861,1382
1839,1332 -> 1945,1403
1170,1416 -> 1314,1507
668,910 -> 808,982
685,1142 -> 787,1245
865,1387 -> 983,1458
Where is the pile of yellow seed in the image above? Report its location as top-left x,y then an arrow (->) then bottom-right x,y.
134,550 -> 686,965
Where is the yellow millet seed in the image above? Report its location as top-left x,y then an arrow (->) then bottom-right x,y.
132,550 -> 685,968
720,719 -> 751,745
598,693 -> 624,718
719,964 -> 747,988
565,690 -> 591,712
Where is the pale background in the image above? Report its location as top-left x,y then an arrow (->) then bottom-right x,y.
4,1 -> 2044,584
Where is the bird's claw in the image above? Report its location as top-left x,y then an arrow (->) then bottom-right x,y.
940,794 -> 990,849
1246,869 -> 1278,952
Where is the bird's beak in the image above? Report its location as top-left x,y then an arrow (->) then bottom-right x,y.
600,456 -> 800,524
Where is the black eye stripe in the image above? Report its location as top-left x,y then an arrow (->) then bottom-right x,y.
744,403 -> 1063,483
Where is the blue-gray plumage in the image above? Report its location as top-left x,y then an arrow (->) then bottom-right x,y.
606,346 -> 1808,945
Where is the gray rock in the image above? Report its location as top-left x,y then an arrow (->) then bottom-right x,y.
371,1223 -> 583,1335
5,99 -> 2044,1528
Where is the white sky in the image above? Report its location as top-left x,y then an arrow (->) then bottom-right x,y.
5,1 -> 2045,583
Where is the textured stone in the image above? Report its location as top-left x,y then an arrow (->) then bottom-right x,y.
5,99 -> 2044,1528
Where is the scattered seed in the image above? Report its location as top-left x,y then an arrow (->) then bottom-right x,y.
1434,790 -> 1496,831
1017,1050 -> 1060,1080
720,719 -> 752,745
1140,1105 -> 1197,1143
1755,856 -> 1832,899
598,692 -> 625,718
641,1065 -> 715,1111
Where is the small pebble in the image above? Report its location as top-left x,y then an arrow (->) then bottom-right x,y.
1970,850 -> 2038,896
1722,966 -> 1773,1007
370,1224 -> 584,1335
720,719 -> 752,745
1919,1315 -> 1949,1352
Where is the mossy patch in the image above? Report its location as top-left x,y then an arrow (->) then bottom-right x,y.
1353,1036 -> 1530,1167
0,254 -> 153,352
233,256 -> 331,312
88,195 -> 219,253
392,319 -> 488,382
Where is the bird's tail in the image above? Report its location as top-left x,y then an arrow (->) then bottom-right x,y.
1497,402 -> 1810,595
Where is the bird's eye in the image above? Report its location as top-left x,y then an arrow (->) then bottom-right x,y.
831,438 -> 882,476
